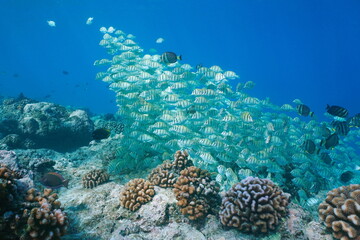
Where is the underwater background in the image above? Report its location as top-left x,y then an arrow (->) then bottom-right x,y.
1,1 -> 360,240
1,0 -> 360,117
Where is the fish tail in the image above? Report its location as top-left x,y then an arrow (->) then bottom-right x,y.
178,55 -> 182,61
315,148 -> 321,155
310,112 -> 314,117
326,104 -> 330,110
63,179 -> 70,188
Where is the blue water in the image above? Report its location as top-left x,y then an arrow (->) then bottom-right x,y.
0,0 -> 359,118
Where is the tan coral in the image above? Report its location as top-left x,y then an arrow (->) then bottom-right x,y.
219,176 -> 290,234
23,188 -> 68,239
318,184 -> 360,240
147,150 -> 193,188
82,169 -> 110,189
173,150 -> 192,171
173,166 -> 220,220
148,161 -> 177,188
119,178 -> 155,211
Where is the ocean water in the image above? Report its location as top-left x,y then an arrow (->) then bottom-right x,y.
1,1 -> 360,239
1,0 -> 359,117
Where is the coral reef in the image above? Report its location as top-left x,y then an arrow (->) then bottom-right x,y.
0,164 -> 21,213
0,99 -> 94,151
148,160 -> 177,188
173,166 -> 220,220
119,178 -> 155,211
219,176 -> 290,234
24,188 -> 68,240
148,150 -> 193,188
318,184 -> 360,240
82,169 -> 110,189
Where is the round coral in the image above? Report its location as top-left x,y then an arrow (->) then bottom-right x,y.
173,166 -> 220,220
318,184 -> 360,240
119,178 -> 155,211
82,169 -> 110,189
219,176 -> 290,234
148,161 -> 176,188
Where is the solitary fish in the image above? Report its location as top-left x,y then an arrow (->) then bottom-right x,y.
319,152 -> 333,165
297,104 -> 314,117
326,105 -> 348,118
40,172 -> 69,189
302,139 -> 316,154
340,171 -> 354,183
160,52 -> 182,64
92,128 -> 111,140
320,133 -> 339,149
331,120 -> 349,136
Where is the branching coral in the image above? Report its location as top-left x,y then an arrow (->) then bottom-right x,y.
119,178 -> 155,211
82,169 -> 110,189
173,166 -> 220,220
219,176 -> 290,234
318,184 -> 360,240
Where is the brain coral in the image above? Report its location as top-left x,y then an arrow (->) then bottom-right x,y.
120,178 -> 155,211
219,176 -> 290,234
318,184 -> 360,240
173,166 -> 220,220
82,169 -> 110,189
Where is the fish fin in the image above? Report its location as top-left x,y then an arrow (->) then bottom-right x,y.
178,55 -> 182,61
63,179 -> 70,188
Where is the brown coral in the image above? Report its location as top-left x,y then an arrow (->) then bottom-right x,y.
148,161 -> 177,188
219,176 -> 290,234
82,169 -> 110,189
318,184 -> 360,240
23,188 -> 68,240
120,178 -> 155,211
0,164 -> 20,213
173,150 -> 192,171
173,166 -> 220,220
147,150 -> 193,188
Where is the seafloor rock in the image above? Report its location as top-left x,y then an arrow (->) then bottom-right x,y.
0,99 -> 94,151
58,177 -> 326,240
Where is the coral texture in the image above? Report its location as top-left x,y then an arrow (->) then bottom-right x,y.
318,184 -> 360,240
173,166 -> 220,220
0,164 -> 20,213
172,150 -> 192,171
148,161 -> 177,188
82,169 -> 110,189
24,188 -> 68,240
148,150 -> 193,188
120,178 -> 155,211
219,176 -> 290,234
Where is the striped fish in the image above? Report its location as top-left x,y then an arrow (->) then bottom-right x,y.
331,120 -> 349,136
160,52 -> 181,64
326,104 -> 348,118
297,104 -> 314,117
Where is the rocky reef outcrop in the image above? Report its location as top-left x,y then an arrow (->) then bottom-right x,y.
0,96 -> 94,151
